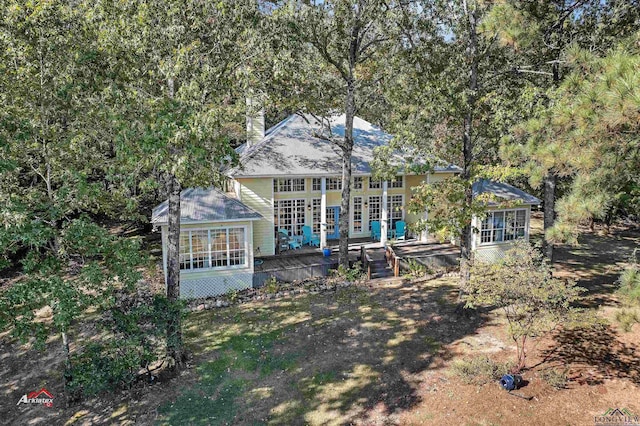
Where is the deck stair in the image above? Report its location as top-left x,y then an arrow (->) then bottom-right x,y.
367,248 -> 394,279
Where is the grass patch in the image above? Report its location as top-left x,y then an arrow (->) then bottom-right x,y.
158,327 -> 299,425
450,356 -> 513,385
299,371 -> 338,399
539,368 -> 568,389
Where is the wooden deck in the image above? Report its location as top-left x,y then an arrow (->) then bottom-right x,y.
271,237 -> 380,257
392,241 -> 460,269
252,237 -> 459,287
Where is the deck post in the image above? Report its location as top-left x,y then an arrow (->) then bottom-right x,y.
420,209 -> 429,242
320,177 -> 327,248
421,173 -> 430,242
381,180 -> 388,247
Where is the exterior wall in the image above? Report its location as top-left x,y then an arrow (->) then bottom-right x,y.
471,205 -> 532,263
161,220 -> 255,298
236,177 -> 275,256
238,173 -> 457,245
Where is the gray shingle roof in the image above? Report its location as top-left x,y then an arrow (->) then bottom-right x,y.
151,188 -> 263,225
232,113 -> 461,177
473,179 -> 541,206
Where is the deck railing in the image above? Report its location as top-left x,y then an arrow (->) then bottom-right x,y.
361,245 -> 372,280
385,245 -> 401,277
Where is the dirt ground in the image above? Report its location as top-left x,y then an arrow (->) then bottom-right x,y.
1,214 -> 639,425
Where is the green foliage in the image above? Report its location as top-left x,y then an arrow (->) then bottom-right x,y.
264,276 -> 279,294
67,292 -> 183,398
614,309 -> 640,333
159,327 -> 297,424
408,175 -> 487,242
615,250 -> 640,332
539,368 -> 568,390
465,240 -> 587,370
226,289 -> 240,304
404,258 -> 429,279
450,356 -> 513,385
617,255 -> 640,305
332,262 -> 365,282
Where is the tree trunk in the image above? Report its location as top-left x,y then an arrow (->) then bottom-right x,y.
165,171 -> 184,367
459,2 -> 479,296
542,170 -> 556,262
339,79 -> 355,269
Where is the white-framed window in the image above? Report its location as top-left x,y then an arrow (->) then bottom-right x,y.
353,197 -> 363,233
369,178 -> 382,189
368,196 -> 381,230
352,176 -> 363,190
389,175 -> 403,188
312,198 -> 322,234
312,178 -> 321,191
274,178 -> 305,193
274,199 -> 306,235
480,209 -> 527,244
178,227 -> 247,271
327,177 -> 342,191
387,195 -> 404,228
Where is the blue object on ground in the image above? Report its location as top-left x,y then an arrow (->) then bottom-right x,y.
322,247 -> 331,257
500,374 -> 522,391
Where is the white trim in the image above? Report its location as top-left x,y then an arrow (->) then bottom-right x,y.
352,196 -> 364,235
273,177 -> 307,194
320,178 -> 327,248
478,208 -> 528,246
231,170 -> 459,179
153,217 -> 263,226
381,181 -> 388,247
177,225 -> 250,273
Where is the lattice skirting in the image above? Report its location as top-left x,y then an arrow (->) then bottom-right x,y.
474,245 -> 510,263
180,272 -> 253,298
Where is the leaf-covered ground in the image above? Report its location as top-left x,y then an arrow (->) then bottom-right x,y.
2,215 -> 640,425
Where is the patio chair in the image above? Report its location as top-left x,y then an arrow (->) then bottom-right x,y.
277,231 -> 289,253
288,236 -> 302,250
395,221 -> 406,240
302,226 -> 320,247
370,221 -> 381,241
278,228 -> 290,236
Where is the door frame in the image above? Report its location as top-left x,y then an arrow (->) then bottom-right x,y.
326,205 -> 340,239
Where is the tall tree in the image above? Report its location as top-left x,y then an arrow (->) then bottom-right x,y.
380,0 -> 530,292
528,38 -> 640,242
489,0 -> 640,259
0,0 -> 142,390
95,0 -> 259,366
274,0 -> 396,268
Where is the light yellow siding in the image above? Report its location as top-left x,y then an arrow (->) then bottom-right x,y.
236,173 -> 457,244
237,178 -> 275,255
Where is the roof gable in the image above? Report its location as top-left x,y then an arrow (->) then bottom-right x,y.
473,179 -> 541,206
151,187 -> 263,225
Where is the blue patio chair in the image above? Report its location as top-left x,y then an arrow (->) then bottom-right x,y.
288,236 -> 302,250
278,228 -> 290,236
302,226 -> 320,247
395,221 -> 406,240
370,221 -> 381,241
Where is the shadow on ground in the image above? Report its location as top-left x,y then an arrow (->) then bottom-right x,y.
540,324 -> 640,386
158,277 -> 491,425
554,227 -> 640,308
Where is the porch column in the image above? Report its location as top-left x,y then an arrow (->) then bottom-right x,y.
420,209 -> 429,242
320,177 -> 327,248
381,180 -> 388,247
420,172 -> 430,242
